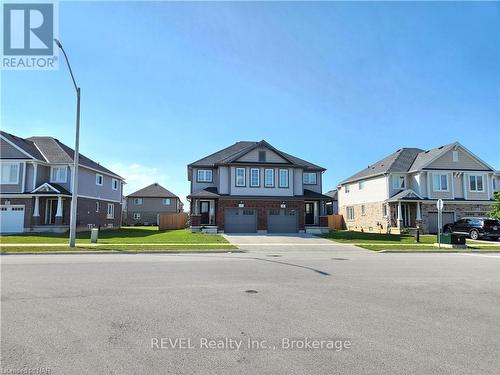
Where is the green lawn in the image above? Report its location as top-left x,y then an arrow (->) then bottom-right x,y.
320,230 -> 436,244
0,227 -> 230,244
320,230 -> 500,251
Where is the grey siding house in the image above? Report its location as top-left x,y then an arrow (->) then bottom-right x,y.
0,131 -> 124,233
187,140 -> 331,234
125,183 -> 182,226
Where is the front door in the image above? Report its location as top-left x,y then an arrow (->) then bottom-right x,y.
200,201 -> 210,225
401,204 -> 411,227
46,199 -> 58,224
305,202 -> 315,225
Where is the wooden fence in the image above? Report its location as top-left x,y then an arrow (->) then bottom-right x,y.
159,213 -> 189,230
327,214 -> 345,230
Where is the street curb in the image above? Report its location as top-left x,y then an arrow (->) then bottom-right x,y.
0,250 -> 245,255
379,250 -> 500,254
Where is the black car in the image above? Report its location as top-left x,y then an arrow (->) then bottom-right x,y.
443,217 -> 500,240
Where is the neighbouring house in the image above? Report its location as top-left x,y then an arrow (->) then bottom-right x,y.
187,140 -> 331,234
325,189 -> 338,215
337,142 -> 498,234
125,183 -> 183,226
0,131 -> 124,233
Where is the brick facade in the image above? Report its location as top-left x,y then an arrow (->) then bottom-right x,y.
76,197 -> 122,230
217,199 -> 306,231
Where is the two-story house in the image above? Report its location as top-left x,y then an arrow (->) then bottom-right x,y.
125,183 -> 183,225
337,142 -> 497,234
0,131 -> 124,233
187,140 -> 331,233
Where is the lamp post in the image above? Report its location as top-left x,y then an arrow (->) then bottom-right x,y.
54,38 -> 80,247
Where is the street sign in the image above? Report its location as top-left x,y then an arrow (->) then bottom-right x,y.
437,199 -> 444,210
437,199 -> 443,248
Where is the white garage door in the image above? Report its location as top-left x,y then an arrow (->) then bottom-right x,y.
0,205 -> 25,233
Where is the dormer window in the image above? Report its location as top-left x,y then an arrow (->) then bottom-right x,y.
258,151 -> 266,162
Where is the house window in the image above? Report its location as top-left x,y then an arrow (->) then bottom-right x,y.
346,206 -> 355,220
96,174 -> 103,186
452,150 -> 459,162
392,175 -> 406,189
163,198 -> 171,205
359,181 -> 365,190
107,203 -> 114,219
197,169 -> 213,183
134,198 -> 143,205
236,168 -> 246,187
303,172 -> 317,185
383,204 -> 388,217
50,166 -> 67,183
264,168 -> 274,187
250,168 -> 260,187
112,178 -> 119,190
433,174 -> 448,191
258,151 -> 266,162
279,169 -> 289,188
133,213 -> 141,220
345,185 -> 350,193
469,175 -> 484,192
1,163 -> 20,184
361,205 -> 366,216
95,202 -> 100,212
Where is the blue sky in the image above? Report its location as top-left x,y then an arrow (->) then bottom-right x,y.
2,1 -> 499,204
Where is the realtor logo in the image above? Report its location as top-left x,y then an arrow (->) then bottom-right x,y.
2,1 -> 58,69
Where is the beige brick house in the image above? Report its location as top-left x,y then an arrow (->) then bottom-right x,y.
337,142 -> 498,234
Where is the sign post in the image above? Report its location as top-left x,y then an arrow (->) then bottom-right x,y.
437,199 -> 444,249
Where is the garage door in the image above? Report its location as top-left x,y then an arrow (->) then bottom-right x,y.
0,205 -> 25,233
428,212 -> 455,234
224,208 -> 256,233
268,208 -> 298,233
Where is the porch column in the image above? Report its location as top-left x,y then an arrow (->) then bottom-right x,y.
397,202 -> 402,228
33,196 -> 40,225
416,202 -> 422,221
314,201 -> 319,225
209,200 -> 215,225
55,196 -> 63,225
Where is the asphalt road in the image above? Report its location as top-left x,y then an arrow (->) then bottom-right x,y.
1,238 -> 499,374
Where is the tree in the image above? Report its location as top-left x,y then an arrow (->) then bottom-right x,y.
489,191 -> 500,219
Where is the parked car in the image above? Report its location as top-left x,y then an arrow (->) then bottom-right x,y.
443,217 -> 500,241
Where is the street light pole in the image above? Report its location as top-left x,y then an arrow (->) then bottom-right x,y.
54,39 -> 80,247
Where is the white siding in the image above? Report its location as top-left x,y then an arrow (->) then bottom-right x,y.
339,176 -> 388,206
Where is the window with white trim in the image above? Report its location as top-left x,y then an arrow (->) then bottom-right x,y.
392,175 -> 406,189
50,166 -> 67,183
345,185 -> 350,193
163,198 -> 171,205
197,169 -> 213,183
96,174 -> 103,186
433,174 -> 448,191
383,204 -> 388,217
133,213 -> 141,220
346,206 -> 355,220
361,205 -> 366,216
264,168 -> 274,187
95,202 -> 100,212
112,178 -> 119,190
303,172 -> 317,185
236,168 -> 246,187
134,198 -> 143,205
1,163 -> 20,184
250,168 -> 260,187
107,203 -> 114,219
358,181 -> 365,190
469,175 -> 484,192
279,169 -> 289,188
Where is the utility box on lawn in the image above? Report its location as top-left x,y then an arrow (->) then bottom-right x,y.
439,233 -> 466,245
91,228 -> 99,243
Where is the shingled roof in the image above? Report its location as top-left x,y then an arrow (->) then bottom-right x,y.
0,131 -> 122,178
127,183 -> 178,198
188,140 -> 325,171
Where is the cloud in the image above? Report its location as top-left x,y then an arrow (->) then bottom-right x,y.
108,163 -> 170,196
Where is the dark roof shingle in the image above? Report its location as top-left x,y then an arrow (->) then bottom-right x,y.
128,183 -> 178,198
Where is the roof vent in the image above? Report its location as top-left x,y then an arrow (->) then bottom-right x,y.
425,150 -> 430,153
438,145 -> 444,149
154,183 -> 158,186
396,149 -> 401,152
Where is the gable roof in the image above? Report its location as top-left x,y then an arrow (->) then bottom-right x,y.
188,140 -> 325,171
0,131 -> 122,179
340,148 -> 423,185
127,183 -> 178,198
